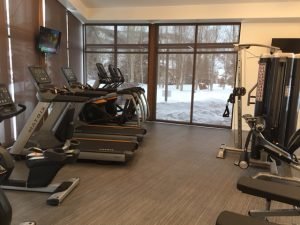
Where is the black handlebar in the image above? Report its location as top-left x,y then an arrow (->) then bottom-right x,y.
15,104 -> 26,116
0,103 -> 26,122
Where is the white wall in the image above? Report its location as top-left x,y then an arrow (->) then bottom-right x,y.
236,21 -> 300,130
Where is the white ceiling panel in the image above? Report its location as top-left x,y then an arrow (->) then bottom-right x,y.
81,0 -> 296,8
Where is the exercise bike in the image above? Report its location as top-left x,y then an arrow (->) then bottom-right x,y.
0,84 -> 80,206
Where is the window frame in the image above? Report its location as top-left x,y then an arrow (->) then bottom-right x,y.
84,24 -> 150,86
83,22 -> 241,129
84,24 -> 150,59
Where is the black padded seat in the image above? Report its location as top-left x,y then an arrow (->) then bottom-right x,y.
29,131 -> 63,149
216,211 -> 278,225
237,177 -> 300,206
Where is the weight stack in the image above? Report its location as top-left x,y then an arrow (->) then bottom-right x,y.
285,54 -> 300,144
251,53 -> 295,159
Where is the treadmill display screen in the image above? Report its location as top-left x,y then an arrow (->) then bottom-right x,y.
62,68 -> 77,83
29,67 -> 51,85
0,85 -> 13,106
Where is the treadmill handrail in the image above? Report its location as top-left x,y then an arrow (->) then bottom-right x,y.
37,90 -> 90,103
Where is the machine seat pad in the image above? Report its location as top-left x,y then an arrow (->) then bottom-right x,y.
216,211 -> 278,225
29,130 -> 62,149
237,176 -> 300,206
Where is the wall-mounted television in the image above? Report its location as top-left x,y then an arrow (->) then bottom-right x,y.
38,26 -> 61,54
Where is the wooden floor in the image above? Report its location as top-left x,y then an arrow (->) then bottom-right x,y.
6,123 -> 300,225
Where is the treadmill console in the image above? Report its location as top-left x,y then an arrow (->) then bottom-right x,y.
0,85 -> 13,106
61,67 -> 77,83
28,66 -> 52,88
0,84 -> 17,118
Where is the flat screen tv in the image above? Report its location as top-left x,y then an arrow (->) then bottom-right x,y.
38,26 -> 61,54
271,38 -> 300,53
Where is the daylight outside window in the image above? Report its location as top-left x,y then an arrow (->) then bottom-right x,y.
85,25 -> 149,92
156,24 -> 240,127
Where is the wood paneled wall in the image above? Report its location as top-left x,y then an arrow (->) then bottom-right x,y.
68,12 -> 83,82
0,0 -> 83,142
9,0 -> 41,133
45,0 -> 68,86
0,0 -> 13,144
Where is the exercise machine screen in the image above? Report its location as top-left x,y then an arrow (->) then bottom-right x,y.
29,66 -> 51,85
62,67 -> 77,82
0,85 -> 13,106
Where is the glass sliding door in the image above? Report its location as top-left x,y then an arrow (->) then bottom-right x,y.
192,24 -> 239,127
156,23 -> 240,128
156,53 -> 193,122
192,53 -> 236,126
156,25 -> 195,122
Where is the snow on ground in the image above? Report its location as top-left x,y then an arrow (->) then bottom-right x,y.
154,84 -> 233,126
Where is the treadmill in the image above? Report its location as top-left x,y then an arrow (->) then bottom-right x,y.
10,68 -> 90,154
61,67 -> 147,140
12,66 -> 138,162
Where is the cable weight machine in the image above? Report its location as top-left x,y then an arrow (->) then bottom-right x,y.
216,44 -> 281,167
250,52 -> 300,160
236,53 -> 300,173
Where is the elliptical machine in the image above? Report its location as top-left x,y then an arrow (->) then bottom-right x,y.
0,84 -> 80,206
61,66 -> 147,137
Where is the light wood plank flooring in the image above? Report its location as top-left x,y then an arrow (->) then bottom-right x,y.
6,122 -> 300,225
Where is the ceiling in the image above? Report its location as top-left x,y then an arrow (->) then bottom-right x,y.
60,0 -> 300,23
80,0 -> 296,8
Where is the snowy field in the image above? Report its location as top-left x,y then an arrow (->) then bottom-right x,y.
154,84 -> 233,126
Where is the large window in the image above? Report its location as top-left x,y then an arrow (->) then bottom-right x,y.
85,25 -> 149,91
84,23 -> 240,128
156,24 -> 240,127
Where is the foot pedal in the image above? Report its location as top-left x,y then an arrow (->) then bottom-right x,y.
47,177 -> 79,206
217,144 -> 226,159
